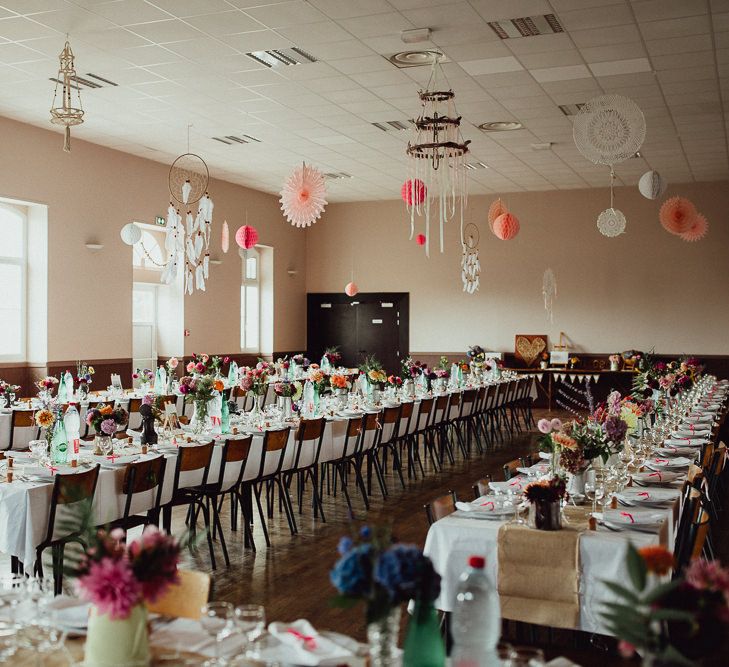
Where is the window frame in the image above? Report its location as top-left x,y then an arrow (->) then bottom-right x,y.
0,203 -> 27,362
132,229 -> 166,272
240,248 -> 260,353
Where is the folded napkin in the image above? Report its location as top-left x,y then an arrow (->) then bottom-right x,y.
685,415 -> 713,423
47,596 -> 90,630
663,438 -> 706,447
456,498 -> 510,514
602,509 -> 665,526
645,456 -> 692,469
150,617 -> 245,658
673,429 -> 711,438
267,620 -> 354,666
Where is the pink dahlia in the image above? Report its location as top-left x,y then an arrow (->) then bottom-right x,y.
76,558 -> 141,620
100,418 -> 116,435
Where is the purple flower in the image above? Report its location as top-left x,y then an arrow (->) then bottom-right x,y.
100,418 -> 116,435
75,558 -> 141,620
550,418 -> 562,431
537,418 -> 552,434
141,395 -> 153,405
604,415 -> 627,443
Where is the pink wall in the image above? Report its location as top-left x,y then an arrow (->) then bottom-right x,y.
305,182 -> 729,356
0,115 -> 306,362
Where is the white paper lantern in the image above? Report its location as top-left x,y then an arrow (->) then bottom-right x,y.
120,223 -> 141,245
638,170 -> 667,200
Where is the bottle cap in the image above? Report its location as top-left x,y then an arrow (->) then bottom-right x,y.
468,555 -> 486,569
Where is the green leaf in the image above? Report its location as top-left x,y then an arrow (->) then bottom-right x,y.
660,645 -> 696,667
601,602 -> 647,624
602,580 -> 642,605
626,544 -> 647,592
643,579 -> 681,604
650,609 -> 696,623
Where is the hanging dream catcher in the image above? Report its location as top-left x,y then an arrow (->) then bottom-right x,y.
280,162 -> 328,228
573,94 -> 645,236
161,141 -> 214,294
542,268 -> 557,323
460,222 -> 480,295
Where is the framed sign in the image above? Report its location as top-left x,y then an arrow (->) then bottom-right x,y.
550,350 -> 569,366
514,334 -> 547,367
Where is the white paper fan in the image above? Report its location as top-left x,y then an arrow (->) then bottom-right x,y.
597,208 -> 626,237
573,94 -> 646,166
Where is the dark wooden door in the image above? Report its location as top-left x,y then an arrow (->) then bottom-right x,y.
307,293 -> 408,374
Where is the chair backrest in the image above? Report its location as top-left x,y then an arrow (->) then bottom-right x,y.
258,427 -> 292,478
432,395 -> 449,426
416,397 -> 434,431
424,490 -> 457,526
503,458 -> 522,481
472,475 -> 493,500
292,418 -> 325,469
459,389 -> 477,418
173,442 -> 214,492
359,412 -> 382,452
398,401 -> 416,437
380,405 -> 401,443
147,569 -> 211,620
9,410 -> 37,450
122,456 -> 167,520
674,488 -> 709,572
216,437 -> 253,492
45,465 -> 101,544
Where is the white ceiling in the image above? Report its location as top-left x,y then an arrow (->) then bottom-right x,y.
0,0 -> 727,201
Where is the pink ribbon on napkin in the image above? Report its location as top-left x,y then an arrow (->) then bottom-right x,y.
648,472 -> 663,480
106,454 -> 119,463
480,501 -> 495,510
638,492 -> 650,498
620,512 -> 635,524
46,465 -> 58,475
653,459 -> 669,464
286,629 -> 317,650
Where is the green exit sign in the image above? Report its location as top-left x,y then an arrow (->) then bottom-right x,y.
154,216 -> 165,226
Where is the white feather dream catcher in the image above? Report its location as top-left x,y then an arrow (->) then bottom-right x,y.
542,268 -> 557,322
461,222 -> 480,294
161,149 -> 214,294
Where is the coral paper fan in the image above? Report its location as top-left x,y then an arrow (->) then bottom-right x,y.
280,163 -> 328,228
235,225 -> 259,250
344,282 -> 358,297
492,213 -> 520,240
401,179 -> 426,206
659,196 -> 697,235
488,198 -> 508,231
416,234 -> 426,246
680,213 -> 708,242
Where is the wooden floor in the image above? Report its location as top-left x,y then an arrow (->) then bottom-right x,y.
171,409 -> 637,665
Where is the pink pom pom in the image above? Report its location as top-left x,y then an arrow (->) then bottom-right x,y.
416,234 -> 426,246
235,225 -> 259,250
679,213 -> 708,242
492,212 -> 520,240
344,282 -> 358,297
659,197 -> 696,235
401,179 -> 426,206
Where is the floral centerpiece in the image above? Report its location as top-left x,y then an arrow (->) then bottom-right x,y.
35,407 -> 57,450
185,353 -> 222,377
308,365 -> 330,395
330,373 -> 350,392
132,368 -> 154,390
273,380 -> 302,419
524,477 -> 566,530
467,345 -> 486,367
179,374 -> 224,432
386,374 -> 402,388
324,346 -> 342,366
75,362 -> 95,399
239,362 -> 271,397
603,545 -> 729,666
0,380 -> 21,407
74,525 -> 181,667
331,525 -> 441,666
360,356 -> 387,389
401,357 -> 427,379
292,353 -> 309,367
36,376 -> 59,404
609,354 -> 621,371
86,404 -> 129,454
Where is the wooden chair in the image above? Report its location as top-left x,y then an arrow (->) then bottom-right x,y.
112,456 -> 167,532
287,418 -> 327,521
674,488 -> 711,573
424,491 -> 457,526
34,465 -> 101,594
147,570 -> 211,620
503,458 -> 525,481
8,410 -> 39,451
376,405 -> 406,491
327,416 -> 371,515
472,475 -> 493,500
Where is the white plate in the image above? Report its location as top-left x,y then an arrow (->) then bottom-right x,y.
602,509 -> 665,526
632,470 -> 682,485
645,456 -> 691,469
456,498 -> 513,516
617,487 -> 678,505
489,479 -> 527,493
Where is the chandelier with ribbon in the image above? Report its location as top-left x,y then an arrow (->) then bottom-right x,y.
405,54 -> 470,257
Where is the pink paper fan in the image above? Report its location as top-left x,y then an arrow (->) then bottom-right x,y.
280,163 -> 328,228
659,196 -> 697,235
235,225 -> 258,250
488,198 -> 508,231
679,213 -> 708,242
493,212 -> 520,240
221,220 -> 229,253
401,179 -> 426,206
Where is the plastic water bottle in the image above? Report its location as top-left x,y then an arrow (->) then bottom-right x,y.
64,370 -> 74,401
451,556 -> 501,667
63,404 -> 81,464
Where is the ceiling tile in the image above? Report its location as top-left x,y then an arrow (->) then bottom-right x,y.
639,15 -> 710,40
571,24 -> 641,48
632,0 -> 708,23
646,35 -> 715,56
460,56 -> 523,76
557,4 -> 634,31
588,57 -> 652,77
337,12 -> 414,39
530,64 -> 592,82
126,18 -> 203,43
517,50 -> 584,69
580,43 -> 647,62
147,0 -> 233,18
183,11 -> 263,36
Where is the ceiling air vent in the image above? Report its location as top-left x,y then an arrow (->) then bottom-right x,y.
323,172 -> 352,180
49,72 -> 118,90
245,47 -> 317,68
372,120 -> 412,132
558,103 -> 585,116
488,14 -> 564,39
464,161 -> 489,170
212,135 -> 261,145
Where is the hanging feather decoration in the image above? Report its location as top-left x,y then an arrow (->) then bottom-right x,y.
182,179 -> 192,204
222,220 -> 229,253
542,268 -> 557,323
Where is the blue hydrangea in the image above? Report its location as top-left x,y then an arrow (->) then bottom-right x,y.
330,544 -> 372,596
337,536 -> 353,555
374,544 -> 423,601
359,526 -> 371,539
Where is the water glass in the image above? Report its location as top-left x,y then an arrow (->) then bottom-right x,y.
507,646 -> 546,666
234,604 -> 265,657
200,602 -> 234,666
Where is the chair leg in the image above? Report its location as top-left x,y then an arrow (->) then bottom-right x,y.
252,484 -> 270,547
198,500 -> 217,570
210,497 -> 229,567
370,451 -> 389,498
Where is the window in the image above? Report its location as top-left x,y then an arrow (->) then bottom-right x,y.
241,249 -> 260,351
0,204 -> 26,361
132,229 -> 166,271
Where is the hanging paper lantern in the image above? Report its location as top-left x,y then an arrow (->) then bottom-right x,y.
416,234 -> 426,246
492,213 -> 520,240
597,208 -> 627,237
344,282 -> 358,297
638,170 -> 667,200
221,220 -> 229,253
120,223 -> 141,245
280,163 -> 328,228
487,198 -> 508,231
401,179 -> 426,206
235,225 -> 259,250
679,213 -> 708,242
659,196 -> 696,235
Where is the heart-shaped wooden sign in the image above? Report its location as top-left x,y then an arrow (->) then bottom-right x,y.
515,335 -> 547,367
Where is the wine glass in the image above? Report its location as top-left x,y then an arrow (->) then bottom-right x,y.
507,646 -> 546,666
200,602 -> 234,666
234,604 -> 266,658
584,470 -> 605,516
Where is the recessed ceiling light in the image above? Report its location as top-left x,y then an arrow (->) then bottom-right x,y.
388,50 -> 444,68
477,121 -> 523,132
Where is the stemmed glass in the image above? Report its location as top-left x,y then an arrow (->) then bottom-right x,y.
234,604 -> 266,658
505,488 -> 525,525
200,602 -> 234,666
584,470 -> 605,516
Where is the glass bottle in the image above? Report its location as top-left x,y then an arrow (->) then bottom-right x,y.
50,412 -> 69,465
402,600 -> 445,667
221,397 -> 230,435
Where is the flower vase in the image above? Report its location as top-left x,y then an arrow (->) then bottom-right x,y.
402,601 -> 445,667
567,471 -> 586,498
92,434 -> 113,456
278,396 -> 292,419
610,361 -> 620,371
367,607 -> 401,667
528,500 -> 562,530
192,400 -> 209,434
336,388 -> 348,407
371,387 -> 381,405
540,361 -> 548,370
78,384 -> 89,402
250,394 -> 264,425
139,382 -> 150,394
84,604 -> 150,667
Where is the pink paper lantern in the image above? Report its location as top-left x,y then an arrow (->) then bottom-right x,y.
488,198 -> 508,231
679,213 -> 708,242
235,225 -> 259,250
344,282 -> 358,297
416,234 -> 426,246
401,179 -> 426,206
659,197 -> 696,235
492,213 -> 520,240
